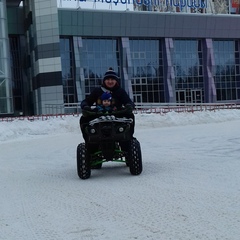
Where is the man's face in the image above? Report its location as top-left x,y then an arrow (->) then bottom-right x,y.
104,78 -> 117,88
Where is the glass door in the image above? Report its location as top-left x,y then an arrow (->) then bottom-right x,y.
133,94 -> 142,104
176,90 -> 186,103
237,88 -> 240,100
191,89 -> 202,103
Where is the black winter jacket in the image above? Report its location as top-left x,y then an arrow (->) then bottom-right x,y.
81,86 -> 135,110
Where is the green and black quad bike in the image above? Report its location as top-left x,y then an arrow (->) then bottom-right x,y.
76,112 -> 142,180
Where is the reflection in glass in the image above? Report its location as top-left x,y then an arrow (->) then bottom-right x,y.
60,37 -> 77,104
173,39 -> 204,103
9,36 -> 23,112
80,38 -> 119,96
130,39 -> 164,103
213,40 -> 240,101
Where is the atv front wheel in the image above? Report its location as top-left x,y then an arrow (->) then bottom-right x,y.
128,139 -> 142,175
77,143 -> 91,179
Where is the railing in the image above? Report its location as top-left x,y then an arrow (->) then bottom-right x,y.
46,102 -> 240,115
134,102 -> 240,114
1,102 -> 240,122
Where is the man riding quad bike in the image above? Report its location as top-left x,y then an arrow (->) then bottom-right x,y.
76,68 -> 142,179
76,108 -> 142,179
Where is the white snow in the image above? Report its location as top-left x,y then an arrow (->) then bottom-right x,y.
0,109 -> 240,240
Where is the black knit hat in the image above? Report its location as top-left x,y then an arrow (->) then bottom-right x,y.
103,67 -> 119,82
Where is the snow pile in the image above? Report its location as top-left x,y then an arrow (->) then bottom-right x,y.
0,109 -> 240,143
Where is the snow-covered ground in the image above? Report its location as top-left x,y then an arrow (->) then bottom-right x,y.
0,110 -> 240,240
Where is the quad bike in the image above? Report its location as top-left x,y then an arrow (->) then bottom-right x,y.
76,112 -> 142,180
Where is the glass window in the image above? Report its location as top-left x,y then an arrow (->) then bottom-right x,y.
80,38 -> 120,95
0,9 -> 13,114
172,39 -> 204,103
129,39 -> 165,103
213,40 -> 240,101
60,37 -> 77,104
9,36 -> 23,112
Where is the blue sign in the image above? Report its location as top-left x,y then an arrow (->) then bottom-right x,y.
165,0 -> 207,11
77,0 -> 207,9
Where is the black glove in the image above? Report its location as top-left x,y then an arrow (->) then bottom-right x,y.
81,106 -> 93,117
125,103 -> 133,114
91,107 -> 99,112
83,106 -> 91,111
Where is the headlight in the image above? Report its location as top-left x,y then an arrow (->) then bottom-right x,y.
118,127 -> 124,132
90,128 -> 96,134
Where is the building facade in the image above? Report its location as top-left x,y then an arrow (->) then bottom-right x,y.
0,0 -> 13,115
1,0 -> 240,116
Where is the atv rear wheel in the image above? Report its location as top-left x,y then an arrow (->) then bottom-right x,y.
77,143 -> 91,179
128,138 -> 142,175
